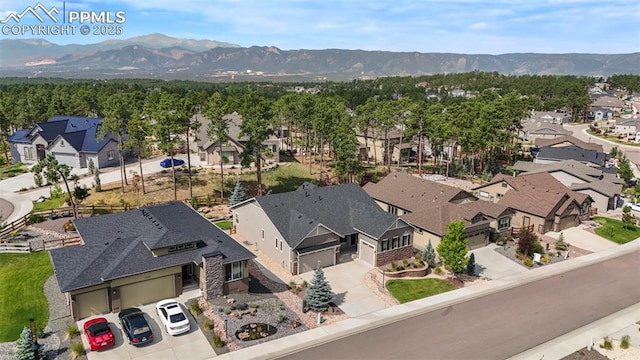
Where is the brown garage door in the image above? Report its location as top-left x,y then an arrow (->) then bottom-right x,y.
299,248 -> 336,274
359,240 -> 376,266
559,215 -> 577,231
120,275 -> 175,309
467,231 -> 487,250
76,289 -> 109,319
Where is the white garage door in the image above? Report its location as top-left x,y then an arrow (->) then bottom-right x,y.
120,275 -> 175,309
76,289 -> 109,319
299,249 -> 336,274
359,240 -> 376,266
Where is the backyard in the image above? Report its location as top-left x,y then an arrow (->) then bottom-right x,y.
385,278 -> 457,304
0,251 -> 52,341
593,216 -> 640,244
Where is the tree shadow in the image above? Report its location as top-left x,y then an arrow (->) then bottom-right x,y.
331,291 -> 347,306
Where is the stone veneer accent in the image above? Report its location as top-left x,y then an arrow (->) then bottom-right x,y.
376,246 -> 413,267
202,254 -> 224,300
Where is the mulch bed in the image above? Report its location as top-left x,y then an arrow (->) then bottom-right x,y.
561,347 -> 610,360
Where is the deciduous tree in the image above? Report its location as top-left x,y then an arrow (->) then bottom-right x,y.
437,221 -> 468,274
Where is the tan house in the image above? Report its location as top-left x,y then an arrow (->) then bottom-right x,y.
364,173 -> 515,251
512,159 -> 622,212
473,172 -> 593,233
49,202 -> 255,320
231,183 -> 414,274
519,118 -> 570,141
195,112 -> 279,167
534,135 -> 604,153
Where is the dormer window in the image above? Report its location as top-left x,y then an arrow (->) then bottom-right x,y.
60,140 -> 65,147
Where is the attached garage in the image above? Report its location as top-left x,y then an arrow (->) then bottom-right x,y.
467,231 -> 488,250
558,215 -> 578,231
75,288 -> 109,319
298,247 -> 337,274
358,240 -> 376,266
119,275 -> 175,309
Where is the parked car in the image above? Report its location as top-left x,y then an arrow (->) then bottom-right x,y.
160,158 -> 185,168
156,299 -> 190,335
627,203 -> 640,212
83,317 -> 115,351
118,308 -> 154,346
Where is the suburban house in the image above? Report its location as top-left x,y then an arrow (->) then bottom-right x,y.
512,159 -> 623,212
527,111 -> 571,125
614,119 -> 640,140
356,127 -> 415,164
473,172 -> 593,234
592,95 -> 625,113
49,202 -> 255,320
7,116 -> 120,169
364,173 -> 514,251
533,135 -> 604,153
518,118 -> 570,141
586,107 -> 614,122
534,145 -> 609,168
231,183 -> 414,274
195,112 -> 280,167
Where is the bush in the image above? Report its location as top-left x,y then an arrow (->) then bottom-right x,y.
523,257 -> 534,267
620,334 -> 630,349
65,324 -> 80,339
278,314 -> 288,323
212,332 -> 225,348
433,266 -> 443,275
203,319 -> 213,331
189,301 -> 202,316
70,341 -> 86,359
236,302 -> 248,311
28,213 -> 43,224
601,336 -> 613,350
555,233 -> 570,251
249,303 -> 259,309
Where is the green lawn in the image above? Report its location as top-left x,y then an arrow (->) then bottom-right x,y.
593,216 -> 640,244
32,197 -> 66,211
214,220 -> 233,230
386,278 -> 457,304
0,252 -> 53,341
240,162 -> 317,194
0,163 -> 27,180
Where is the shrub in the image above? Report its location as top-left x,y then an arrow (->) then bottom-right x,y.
523,257 -> 534,267
236,302 -> 248,311
223,309 -> 232,315
65,324 -> 80,339
541,255 -> 552,264
70,341 -> 86,359
278,314 -> 287,323
288,280 -> 297,289
302,280 -> 308,288
249,303 -> 259,309
218,307 -> 223,312
620,335 -> 630,349
433,266 -> 443,275
555,233 -> 570,251
28,213 -> 43,224
601,336 -> 613,350
189,301 -> 202,316
390,262 -> 398,272
203,319 -> 213,330
402,259 -> 409,268
212,332 -> 225,348
229,304 -> 236,311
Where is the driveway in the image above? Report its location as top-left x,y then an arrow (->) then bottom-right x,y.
80,301 -> 216,360
545,225 -> 619,253
298,260 -> 387,317
471,244 -> 528,280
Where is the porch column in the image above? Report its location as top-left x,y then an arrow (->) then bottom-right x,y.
202,252 -> 224,300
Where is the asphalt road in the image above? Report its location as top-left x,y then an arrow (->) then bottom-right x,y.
281,250 -> 640,360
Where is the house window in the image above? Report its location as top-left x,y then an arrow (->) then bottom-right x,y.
401,234 -> 411,247
60,140 -> 65,147
23,147 -> 33,160
478,191 -> 489,198
388,205 -> 398,215
275,237 -> 278,249
581,202 -> 589,215
501,183 -> 508,188
234,212 -> 239,224
225,262 -> 244,282
392,236 -> 399,249
261,229 -> 264,241
107,150 -> 115,160
381,239 -> 389,251
498,216 -> 511,230
497,193 -> 504,198
279,239 -> 283,252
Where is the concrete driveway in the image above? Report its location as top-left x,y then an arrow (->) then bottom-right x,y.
471,244 -> 528,280
298,260 -> 387,317
80,301 -> 216,360
545,226 -> 619,253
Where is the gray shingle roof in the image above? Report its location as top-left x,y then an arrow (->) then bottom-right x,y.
253,183 -> 399,248
49,202 -> 255,292
536,146 -> 608,166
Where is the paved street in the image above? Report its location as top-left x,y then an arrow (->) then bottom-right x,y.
278,249 -> 640,360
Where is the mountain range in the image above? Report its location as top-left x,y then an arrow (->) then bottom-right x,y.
0,33 -> 638,81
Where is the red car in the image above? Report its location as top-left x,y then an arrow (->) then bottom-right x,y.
83,317 -> 115,351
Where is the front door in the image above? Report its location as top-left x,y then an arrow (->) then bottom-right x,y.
36,144 -> 45,161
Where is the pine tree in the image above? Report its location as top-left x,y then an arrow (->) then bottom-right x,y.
422,240 -> 436,268
466,253 -> 476,276
15,326 -> 44,360
229,181 -> 246,206
94,169 -> 102,192
87,158 -> 95,175
304,267 -> 335,312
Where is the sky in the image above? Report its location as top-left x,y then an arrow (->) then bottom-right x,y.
1,0 -> 639,54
